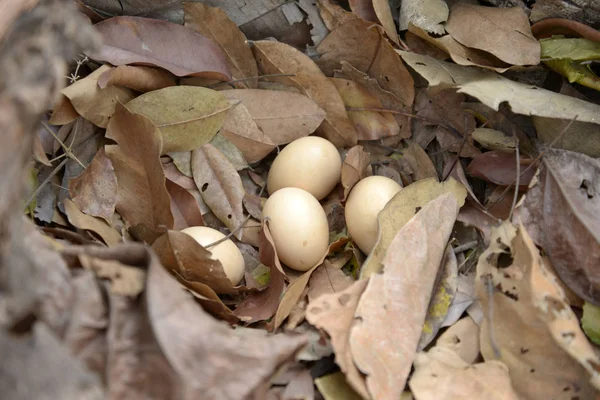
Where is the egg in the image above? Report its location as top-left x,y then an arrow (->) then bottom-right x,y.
344,176 -> 402,255
267,136 -> 342,200
262,187 -> 329,271
181,226 -> 245,285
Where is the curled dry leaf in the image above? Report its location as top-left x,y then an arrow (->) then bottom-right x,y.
125,86 -> 230,153
88,16 -> 231,79
64,199 -> 122,246
466,151 -> 535,187
146,249 -> 307,399
437,316 -> 480,365
192,144 -> 245,240
221,89 -> 326,146
165,179 -> 205,230
362,178 -> 467,278
69,147 -> 117,223
476,223 -> 600,399
316,18 -> 415,108
105,103 -> 174,240
330,78 -> 400,141
516,148 -> 600,305
184,3 -> 258,88
446,4 -> 540,66
97,65 -> 177,92
252,40 -> 357,147
348,0 -> 378,22
409,347 -> 519,400
61,64 -> 135,128
350,193 -> 459,400
341,145 -> 373,201
306,279 -> 370,399
49,94 -> 79,125
373,0 -> 399,46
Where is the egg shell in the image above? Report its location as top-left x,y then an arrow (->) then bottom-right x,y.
262,187 -> 329,271
344,176 -> 402,255
180,226 -> 245,285
267,136 -> 342,200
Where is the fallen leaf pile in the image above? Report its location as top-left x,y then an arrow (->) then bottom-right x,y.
6,0 -> 600,398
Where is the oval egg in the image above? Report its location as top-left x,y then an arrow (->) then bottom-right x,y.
262,187 -> 329,271
344,176 -> 402,255
267,136 -> 341,200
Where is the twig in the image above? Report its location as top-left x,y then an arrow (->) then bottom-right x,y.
483,274 -> 502,359
508,134 -> 520,221
66,54 -> 88,84
41,120 -> 86,169
453,240 -> 478,254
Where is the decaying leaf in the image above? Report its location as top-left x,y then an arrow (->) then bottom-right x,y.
362,178 -> 467,278
165,179 -> 205,230
341,145 -> 373,201
399,0 -> 448,34
88,16 -> 231,79
191,144 -> 245,240
476,223 -> 600,399
64,199 -> 122,246
350,193 -> 459,400
97,65 -> 177,92
61,64 -> 136,128
466,151 -> 535,187
125,86 -> 230,153
533,117 -> 600,158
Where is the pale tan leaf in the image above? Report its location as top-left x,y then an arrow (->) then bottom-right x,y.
315,372 -> 364,400
373,0 -> 399,45
97,65 -> 176,92
350,193 -> 459,400
436,316 -> 480,364
49,95 -> 78,125
64,199 -> 122,246
399,0 -> 448,34
341,145 -> 373,201
78,253 -> 145,297
307,263 -> 354,302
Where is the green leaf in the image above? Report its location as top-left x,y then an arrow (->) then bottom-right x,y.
541,36 -> 600,61
582,302 -> 600,345
544,59 -> 600,91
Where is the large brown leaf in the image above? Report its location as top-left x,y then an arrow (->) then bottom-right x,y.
252,40 -> 358,147
466,151 -> 535,187
516,148 -> 600,304
105,103 -> 173,239
88,16 -> 231,79
184,3 -> 258,88
97,65 -> 177,92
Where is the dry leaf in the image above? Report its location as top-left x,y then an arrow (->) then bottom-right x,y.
436,316 -> 480,364
49,95 -> 79,125
209,133 -> 249,171
401,141 -> 438,181
64,199 -> 122,246
125,86 -> 230,153
533,117 -> 600,158
399,0 -> 448,34
306,279 -> 370,399
252,40 -> 358,147
79,254 -> 145,296
341,145 -> 373,201
184,3 -> 258,88
350,193 -> 459,400
362,178 -> 467,278
88,16 -> 231,79
446,4 -> 540,66
105,103 -> 174,239
472,128 -> 516,152
192,144 -> 245,240
316,0 -> 359,31
316,18 -> 414,108
409,347 -> 519,400
330,78 -> 400,141
221,89 -> 326,146
61,64 -> 135,128
167,151 -> 192,178
315,372 -> 364,400
466,151 -> 535,187
373,0 -> 399,45
165,179 -> 205,230
69,147 -> 117,223
97,65 -> 176,92
516,148 -> 600,304
348,0 -> 377,22
307,262 -> 354,302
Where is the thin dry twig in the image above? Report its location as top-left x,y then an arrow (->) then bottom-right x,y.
508,134 -> 520,221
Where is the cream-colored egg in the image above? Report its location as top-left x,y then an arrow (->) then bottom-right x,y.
344,176 -> 402,255
267,136 -> 342,200
181,226 -> 245,285
262,187 -> 329,271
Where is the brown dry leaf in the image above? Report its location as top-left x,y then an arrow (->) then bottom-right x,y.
466,151 -> 535,187
192,144 -> 245,240
125,86 -> 230,153
436,316 -> 480,364
315,372 -> 364,400
348,0 -> 377,21
373,0 -> 399,46
165,179 -> 205,230
316,18 -> 414,108
79,254 -> 145,296
183,280 -> 240,324
316,0 -> 359,31
209,134 -> 249,171
32,130 -> 51,166
234,222 -> 286,323
184,3 -> 258,88
69,147 -> 117,223
362,178 -> 467,278
105,103 -> 174,239
330,78 -> 400,141
472,127 -> 516,152
446,4 -> 540,66
97,65 -> 176,92
401,141 -> 438,181
341,145 -> 373,201
335,62 -> 411,138
306,279 -> 370,399
476,223 -> 600,399
64,199 -> 122,246
409,347 -> 519,400
221,89 -> 326,146
168,151 -> 193,177
399,0 -> 449,34
516,148 -> 600,305
152,230 -> 235,295
88,16 -> 231,79
49,94 -> 79,125
61,64 -> 136,128
350,193 -> 459,400
252,40 -> 357,147
307,262 -> 354,302
219,102 -> 275,164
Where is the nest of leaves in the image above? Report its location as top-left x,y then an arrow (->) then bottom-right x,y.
4,0 -> 600,399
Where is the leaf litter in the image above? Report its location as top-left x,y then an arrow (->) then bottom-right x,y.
12,1 -> 600,399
